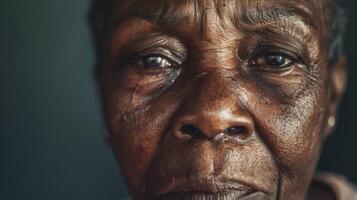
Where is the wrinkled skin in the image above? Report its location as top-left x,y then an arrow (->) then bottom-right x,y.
97,0 -> 347,199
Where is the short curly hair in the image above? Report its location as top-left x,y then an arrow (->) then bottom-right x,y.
88,0 -> 347,66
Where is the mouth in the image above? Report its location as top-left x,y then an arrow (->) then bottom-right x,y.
153,177 -> 267,200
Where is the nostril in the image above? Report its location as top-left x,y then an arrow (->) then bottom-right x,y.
180,124 -> 203,139
224,126 -> 248,140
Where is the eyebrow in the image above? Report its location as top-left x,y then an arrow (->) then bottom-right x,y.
114,1 -> 201,29
234,6 -> 317,32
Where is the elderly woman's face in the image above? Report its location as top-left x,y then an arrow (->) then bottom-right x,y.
99,0 -> 346,199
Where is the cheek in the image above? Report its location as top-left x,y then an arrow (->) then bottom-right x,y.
264,93 -> 325,169
103,78 -> 183,197
245,65 -> 326,165
245,71 -> 327,196
107,104 -> 164,197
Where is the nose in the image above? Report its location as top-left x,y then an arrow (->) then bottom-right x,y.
172,71 -> 254,142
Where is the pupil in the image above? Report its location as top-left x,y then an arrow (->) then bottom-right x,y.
144,56 -> 163,68
265,54 -> 285,66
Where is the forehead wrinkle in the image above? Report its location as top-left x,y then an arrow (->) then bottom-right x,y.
113,0 -> 317,35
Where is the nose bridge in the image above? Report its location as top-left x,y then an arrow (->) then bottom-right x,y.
172,70 -> 253,141
193,70 -> 238,115
191,71 -> 243,131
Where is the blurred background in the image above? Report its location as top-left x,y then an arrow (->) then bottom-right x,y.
0,0 -> 356,199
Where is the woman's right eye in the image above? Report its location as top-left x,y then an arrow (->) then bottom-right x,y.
141,55 -> 174,69
127,52 -> 181,70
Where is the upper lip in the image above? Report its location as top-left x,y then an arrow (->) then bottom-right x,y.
153,176 -> 264,198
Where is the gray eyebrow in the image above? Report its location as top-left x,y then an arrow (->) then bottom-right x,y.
234,6 -> 317,30
114,1 -> 202,28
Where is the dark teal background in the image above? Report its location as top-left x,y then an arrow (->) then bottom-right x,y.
0,0 -> 356,199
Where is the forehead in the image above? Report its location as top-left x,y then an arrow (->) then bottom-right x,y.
105,1 -> 329,47
112,0 -> 326,26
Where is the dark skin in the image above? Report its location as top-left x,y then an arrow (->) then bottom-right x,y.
98,0 -> 347,199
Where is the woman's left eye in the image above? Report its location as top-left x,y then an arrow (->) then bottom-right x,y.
250,53 -> 294,69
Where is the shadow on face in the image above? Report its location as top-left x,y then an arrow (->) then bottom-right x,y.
96,0 -> 347,199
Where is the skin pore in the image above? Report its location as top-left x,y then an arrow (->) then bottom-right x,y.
97,0 -> 347,199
